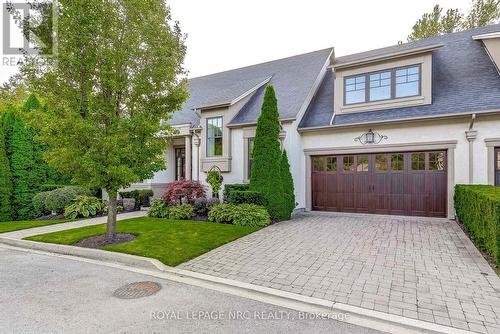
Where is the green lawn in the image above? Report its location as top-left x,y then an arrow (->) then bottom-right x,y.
0,219 -> 72,234
25,217 -> 260,266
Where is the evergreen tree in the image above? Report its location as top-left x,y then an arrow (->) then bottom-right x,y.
0,113 -> 13,222
280,150 -> 295,220
249,85 -> 284,220
20,95 -> 50,189
3,107 -> 36,220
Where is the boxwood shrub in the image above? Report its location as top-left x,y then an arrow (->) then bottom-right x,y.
223,184 -> 249,203
208,203 -> 270,227
454,185 -> 500,264
33,186 -> 90,216
225,190 -> 267,206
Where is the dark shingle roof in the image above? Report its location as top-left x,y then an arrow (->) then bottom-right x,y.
300,24 -> 500,129
168,48 -> 333,126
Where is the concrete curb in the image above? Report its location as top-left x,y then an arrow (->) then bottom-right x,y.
0,238 -> 476,334
0,237 -> 166,271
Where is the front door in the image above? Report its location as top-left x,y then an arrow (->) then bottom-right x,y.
175,148 -> 185,180
311,151 -> 447,217
496,148 -> 500,186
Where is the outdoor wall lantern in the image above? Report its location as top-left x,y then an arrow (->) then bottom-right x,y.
355,129 -> 388,145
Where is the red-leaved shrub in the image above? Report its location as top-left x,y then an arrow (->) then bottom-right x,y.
162,180 -> 206,205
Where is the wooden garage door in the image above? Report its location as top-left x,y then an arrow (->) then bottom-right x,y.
311,151 -> 447,217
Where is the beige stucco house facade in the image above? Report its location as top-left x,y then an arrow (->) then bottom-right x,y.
126,25 -> 500,219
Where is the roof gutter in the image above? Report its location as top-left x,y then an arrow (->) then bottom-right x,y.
297,108 -> 500,133
227,117 -> 296,129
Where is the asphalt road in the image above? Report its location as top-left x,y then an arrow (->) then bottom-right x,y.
0,246 -> 382,334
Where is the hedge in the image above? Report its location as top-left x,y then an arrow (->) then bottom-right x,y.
223,184 -> 249,202
0,117 -> 12,221
225,190 -> 267,206
454,185 -> 500,264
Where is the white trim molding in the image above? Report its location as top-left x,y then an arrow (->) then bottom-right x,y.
485,138 -> 500,185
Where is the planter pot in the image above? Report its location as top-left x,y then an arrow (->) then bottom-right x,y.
122,198 -> 136,211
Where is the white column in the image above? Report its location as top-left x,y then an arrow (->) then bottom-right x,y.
193,134 -> 201,181
185,135 -> 192,180
465,130 -> 477,184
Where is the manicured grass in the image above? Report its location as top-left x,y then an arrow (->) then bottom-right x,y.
25,217 -> 261,266
0,219 -> 72,234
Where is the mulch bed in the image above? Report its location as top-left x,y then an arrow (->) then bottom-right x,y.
75,233 -> 136,248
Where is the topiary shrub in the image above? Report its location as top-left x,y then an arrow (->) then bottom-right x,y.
162,180 -> 206,205
207,170 -> 223,198
280,150 -> 295,220
43,186 -> 91,214
64,195 -> 104,219
249,85 -> 285,220
193,197 -> 220,217
148,199 -> 170,218
455,185 -> 500,264
168,204 -> 194,220
225,190 -> 267,206
223,184 -> 249,203
208,203 -> 270,227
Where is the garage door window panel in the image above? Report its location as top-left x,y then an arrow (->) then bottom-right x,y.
375,154 -> 388,172
391,154 -> 404,172
313,157 -> 325,172
429,152 -> 446,170
411,153 -> 426,171
326,157 -> 337,172
356,156 -> 369,172
343,156 -> 355,172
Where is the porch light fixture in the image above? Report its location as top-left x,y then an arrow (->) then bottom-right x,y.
355,129 -> 388,145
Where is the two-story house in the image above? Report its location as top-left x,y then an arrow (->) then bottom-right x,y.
127,24 -> 500,219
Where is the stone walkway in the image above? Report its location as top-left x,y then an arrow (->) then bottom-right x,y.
1,211 -> 147,239
180,212 -> 500,333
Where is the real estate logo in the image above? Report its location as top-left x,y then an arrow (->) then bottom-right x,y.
2,0 -> 57,65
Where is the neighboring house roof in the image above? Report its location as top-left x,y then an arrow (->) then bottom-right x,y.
300,24 -> 500,129
168,48 -> 333,126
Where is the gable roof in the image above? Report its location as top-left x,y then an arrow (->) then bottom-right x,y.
300,24 -> 500,129
168,48 -> 333,126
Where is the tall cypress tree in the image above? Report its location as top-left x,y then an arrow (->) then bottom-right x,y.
21,95 -> 48,188
250,85 -> 284,220
280,150 -> 295,220
0,113 -> 13,222
3,107 -> 35,220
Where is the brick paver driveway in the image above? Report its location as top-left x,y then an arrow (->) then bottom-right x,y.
181,212 -> 500,333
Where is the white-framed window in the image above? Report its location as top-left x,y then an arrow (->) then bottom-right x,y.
344,65 -> 421,105
206,116 -> 223,157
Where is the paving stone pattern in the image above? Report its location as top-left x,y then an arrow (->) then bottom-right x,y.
181,212 -> 500,333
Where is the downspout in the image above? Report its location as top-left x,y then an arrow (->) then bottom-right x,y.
465,114 -> 477,184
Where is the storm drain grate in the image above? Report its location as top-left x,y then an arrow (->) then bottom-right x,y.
113,281 -> 162,299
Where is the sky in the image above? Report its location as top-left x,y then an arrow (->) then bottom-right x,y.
0,0 -> 472,83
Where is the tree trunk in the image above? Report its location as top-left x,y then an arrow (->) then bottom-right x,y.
106,190 -> 118,239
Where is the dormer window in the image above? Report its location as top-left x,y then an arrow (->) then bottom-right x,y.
344,65 -> 421,106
